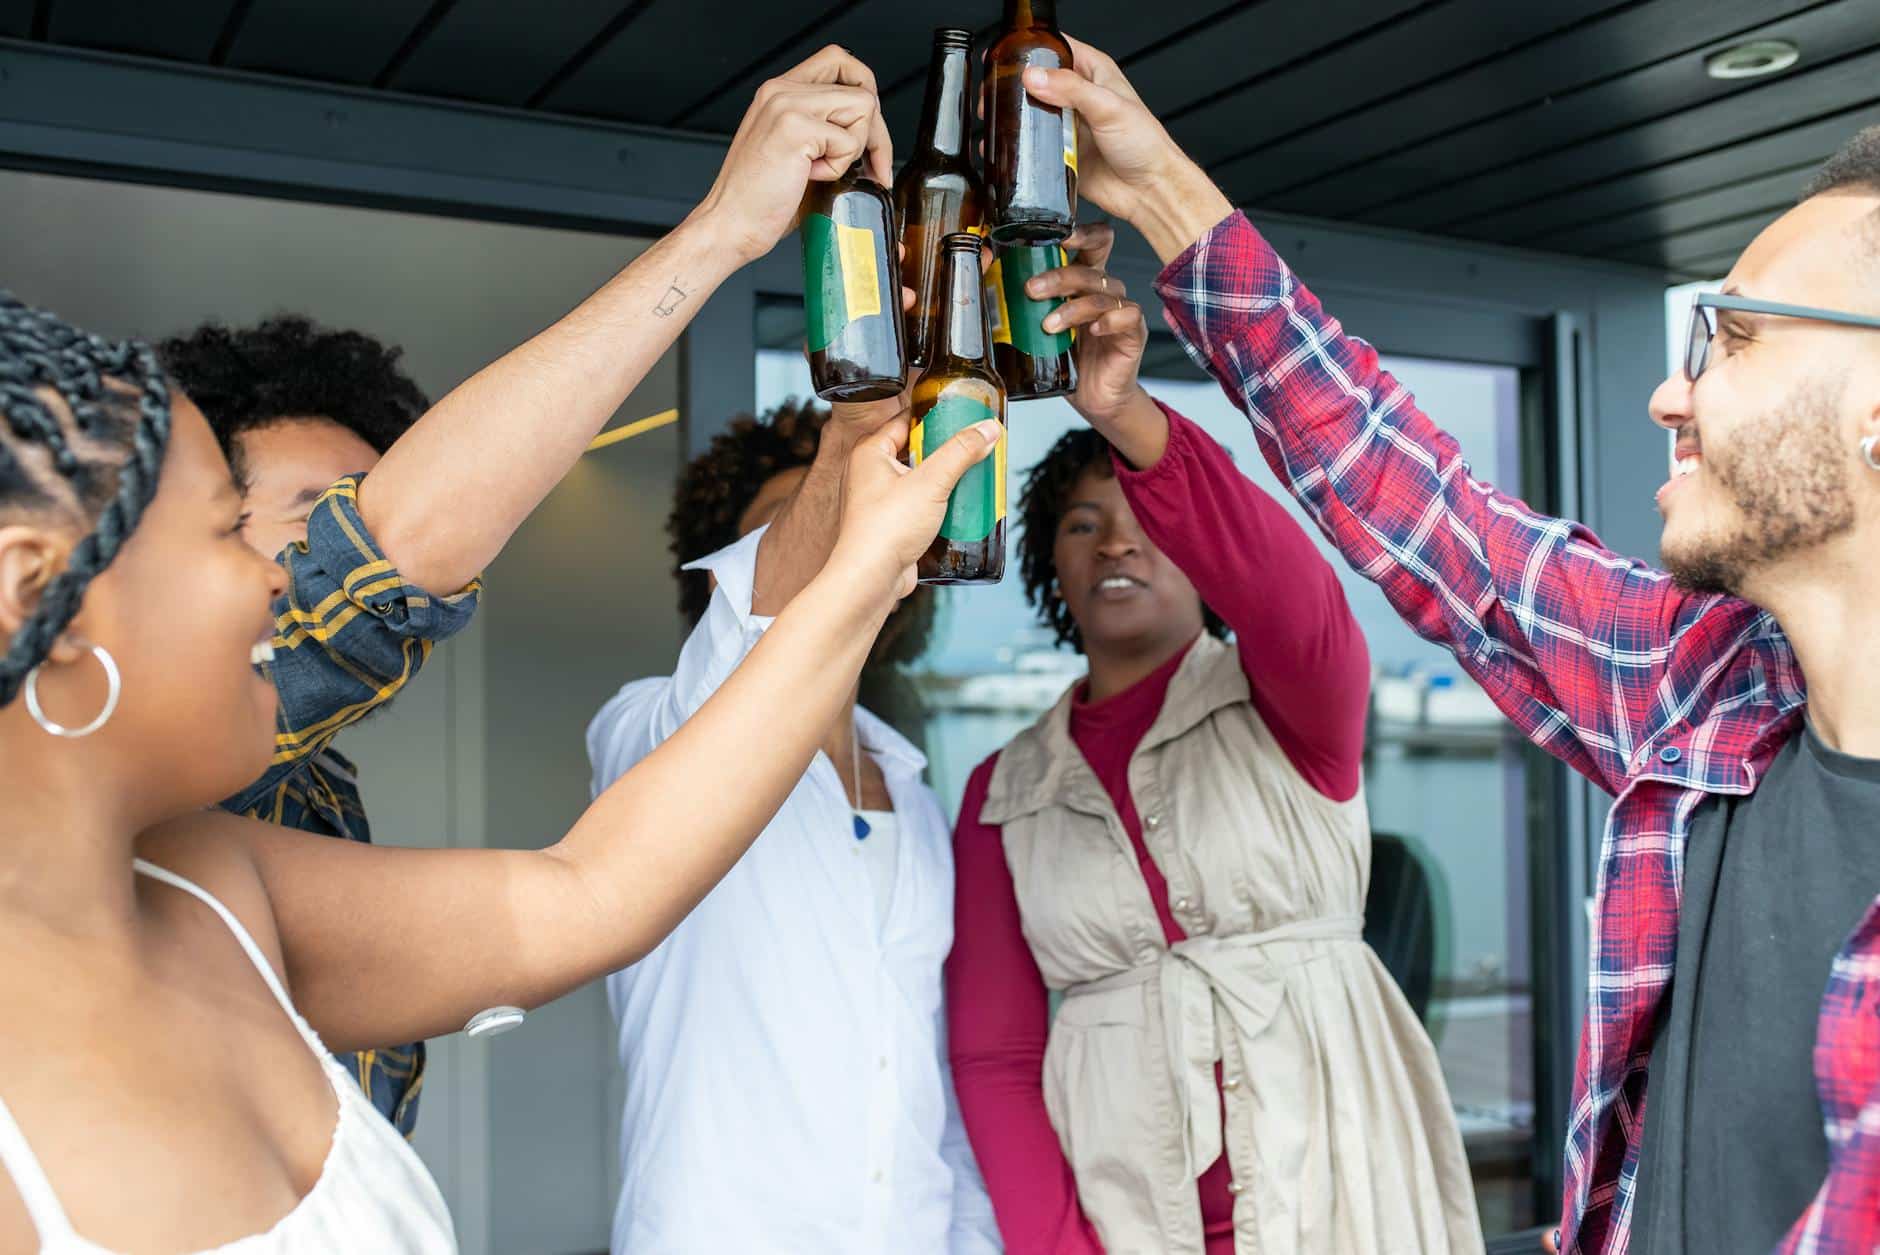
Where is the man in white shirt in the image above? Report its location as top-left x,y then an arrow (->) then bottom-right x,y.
588,395 -> 1001,1255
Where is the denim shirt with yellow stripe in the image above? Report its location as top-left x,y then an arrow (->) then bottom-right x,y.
219,475 -> 480,1137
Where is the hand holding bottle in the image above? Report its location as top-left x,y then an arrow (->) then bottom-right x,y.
694,46 -> 894,266
1020,36 -> 1235,264
832,414 -> 1002,603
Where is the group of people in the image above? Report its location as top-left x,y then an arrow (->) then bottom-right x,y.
0,32 -> 1874,1255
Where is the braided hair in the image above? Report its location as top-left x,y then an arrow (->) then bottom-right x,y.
0,294 -> 172,708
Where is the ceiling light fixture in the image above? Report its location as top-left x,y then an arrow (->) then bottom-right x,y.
1705,39 -> 1800,81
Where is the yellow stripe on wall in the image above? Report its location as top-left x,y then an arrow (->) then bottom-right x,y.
586,409 -> 680,453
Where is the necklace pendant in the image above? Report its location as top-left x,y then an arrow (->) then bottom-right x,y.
853,813 -> 872,841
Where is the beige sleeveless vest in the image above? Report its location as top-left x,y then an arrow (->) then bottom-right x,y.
981,636 -> 1483,1254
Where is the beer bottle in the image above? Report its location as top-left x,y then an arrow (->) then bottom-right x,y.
801,166 -> 906,402
895,28 -> 987,371
985,0 -> 1077,245
913,233 -> 1007,585
987,243 -> 1076,400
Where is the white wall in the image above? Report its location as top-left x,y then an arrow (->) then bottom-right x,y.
0,169 -> 680,1254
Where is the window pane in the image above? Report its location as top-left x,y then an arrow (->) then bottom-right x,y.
756,327 -> 1541,1236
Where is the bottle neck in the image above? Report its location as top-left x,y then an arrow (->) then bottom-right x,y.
936,249 -> 987,365
1004,0 -> 1058,30
914,41 -> 972,159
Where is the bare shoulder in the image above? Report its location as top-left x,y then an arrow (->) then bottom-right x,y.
136,811 -> 289,974
0,1166 -> 33,1255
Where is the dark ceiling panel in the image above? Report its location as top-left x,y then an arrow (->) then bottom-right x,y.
681,0 -> 969,139
1346,3 -> 1880,230
1123,0 -> 1423,120
50,0 -> 234,60
675,0 -> 1238,144
680,0 -> 1241,140
1613,211 -> 1773,273
0,1 -> 32,38
1160,0 -> 1626,173
541,0 -> 850,126
1456,102 -> 1880,245
389,0 -> 638,107
1540,163 -> 1820,255
1351,14 -> 1880,231
1216,0 -> 1815,209
224,0 -> 432,84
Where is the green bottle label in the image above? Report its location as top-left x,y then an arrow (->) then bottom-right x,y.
913,393 -> 1005,543
1000,245 -> 1074,359
802,213 -> 883,353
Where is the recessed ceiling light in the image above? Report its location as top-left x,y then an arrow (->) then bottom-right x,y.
1705,39 -> 1800,81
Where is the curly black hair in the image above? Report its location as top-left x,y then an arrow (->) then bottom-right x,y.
1017,426 -> 1226,653
667,397 -> 934,666
158,315 -> 429,486
0,293 -> 172,708
1803,123 -> 1880,198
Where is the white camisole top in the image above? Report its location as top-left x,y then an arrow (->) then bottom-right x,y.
0,859 -> 457,1254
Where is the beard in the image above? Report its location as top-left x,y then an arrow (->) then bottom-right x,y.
1663,374 -> 1857,595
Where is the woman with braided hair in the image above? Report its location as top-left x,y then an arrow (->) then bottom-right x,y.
0,294 -> 998,1254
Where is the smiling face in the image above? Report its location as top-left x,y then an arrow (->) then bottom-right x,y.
234,417 -> 383,562
1051,463 -> 1205,663
0,392 -> 288,820
1649,193 -> 1880,596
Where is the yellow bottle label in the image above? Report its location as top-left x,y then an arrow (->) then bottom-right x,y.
836,223 -> 881,322
1063,107 -> 1078,175
986,256 -> 1013,346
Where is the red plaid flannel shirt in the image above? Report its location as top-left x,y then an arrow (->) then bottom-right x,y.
1153,211 -> 1880,1254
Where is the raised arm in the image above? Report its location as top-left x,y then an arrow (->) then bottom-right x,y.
1020,40 -> 1742,795
1121,405 -> 1368,799
245,416 -> 1000,1053
1033,222 -> 1366,799
357,45 -> 896,598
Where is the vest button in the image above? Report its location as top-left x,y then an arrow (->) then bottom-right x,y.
1227,1180 -> 1244,1195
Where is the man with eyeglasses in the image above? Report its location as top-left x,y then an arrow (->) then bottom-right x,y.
1012,38 -> 1880,1255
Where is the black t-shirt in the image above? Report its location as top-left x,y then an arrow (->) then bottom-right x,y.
1632,724 -> 1880,1252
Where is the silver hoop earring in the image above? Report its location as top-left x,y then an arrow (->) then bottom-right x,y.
1863,435 -> 1880,472
24,644 -> 121,739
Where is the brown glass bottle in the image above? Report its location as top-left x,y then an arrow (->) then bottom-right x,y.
985,0 -> 1076,245
895,29 -> 987,372
913,234 -> 1007,585
801,166 -> 906,402
987,243 -> 1077,400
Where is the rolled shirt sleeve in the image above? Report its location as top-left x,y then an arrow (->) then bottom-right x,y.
221,474 -> 481,818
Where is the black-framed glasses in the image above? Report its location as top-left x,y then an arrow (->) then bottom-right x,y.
1683,292 -> 1880,382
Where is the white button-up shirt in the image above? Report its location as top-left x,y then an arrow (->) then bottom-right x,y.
587,528 -> 1000,1255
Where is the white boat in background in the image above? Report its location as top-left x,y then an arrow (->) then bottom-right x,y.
1372,667 -> 1504,730
919,646 -> 1085,716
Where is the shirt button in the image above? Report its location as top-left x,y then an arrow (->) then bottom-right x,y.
1174,897 -> 1192,912
1222,1075 -> 1241,1091
877,1056 -> 888,1071
1659,745 -> 1682,765
871,1170 -> 884,1185
1144,813 -> 1162,830
1227,1180 -> 1244,1196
